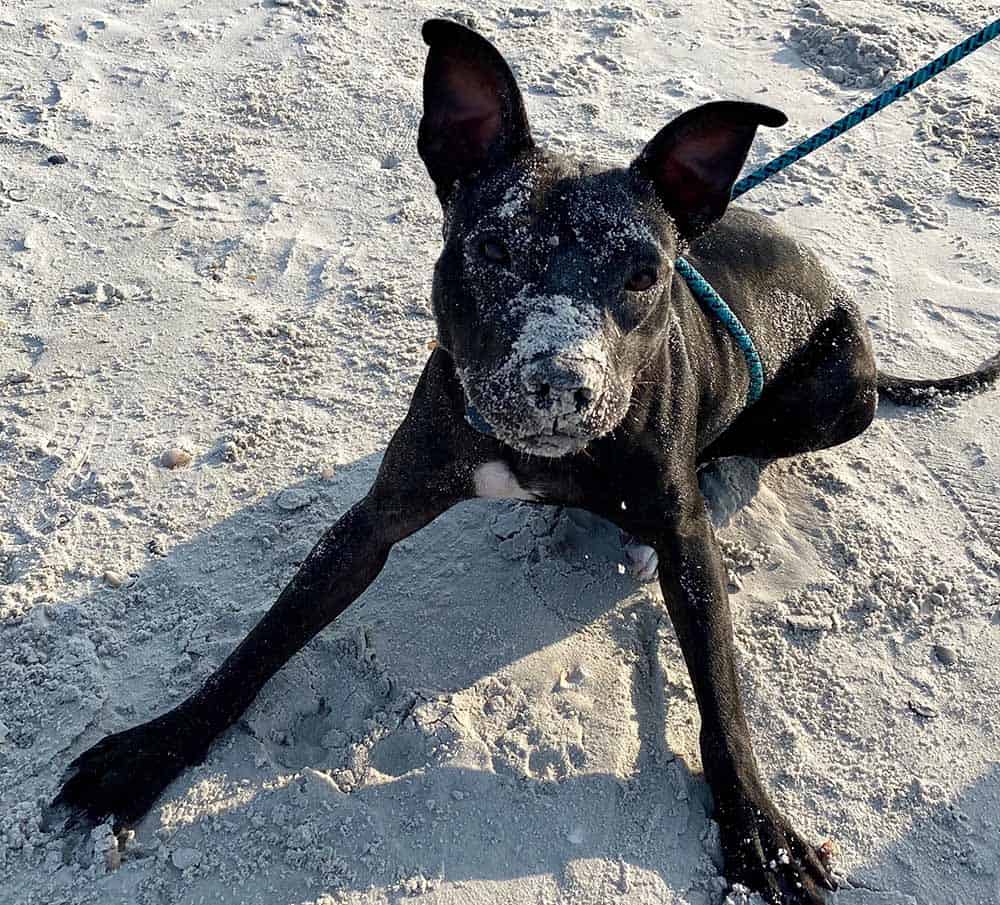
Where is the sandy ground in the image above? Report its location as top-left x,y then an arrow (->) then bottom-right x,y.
2,1 -> 999,903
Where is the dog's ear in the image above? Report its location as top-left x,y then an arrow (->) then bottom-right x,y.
632,101 -> 786,237
418,19 -> 533,202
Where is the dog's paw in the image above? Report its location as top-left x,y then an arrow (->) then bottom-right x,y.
718,798 -> 836,905
43,715 -> 196,836
622,536 -> 659,582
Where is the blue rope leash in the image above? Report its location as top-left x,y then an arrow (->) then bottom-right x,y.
679,15 -> 1000,406
732,16 -> 1000,199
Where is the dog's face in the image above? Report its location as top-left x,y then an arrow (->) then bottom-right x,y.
417,20 -> 785,457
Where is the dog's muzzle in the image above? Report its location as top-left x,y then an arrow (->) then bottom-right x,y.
461,294 -> 618,456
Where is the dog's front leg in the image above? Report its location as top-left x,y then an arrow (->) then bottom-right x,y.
644,484 -> 835,904
46,364 -> 469,837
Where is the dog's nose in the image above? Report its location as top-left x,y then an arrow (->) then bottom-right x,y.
523,356 -> 598,415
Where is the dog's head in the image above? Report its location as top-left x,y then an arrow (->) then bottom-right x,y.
418,19 -> 785,458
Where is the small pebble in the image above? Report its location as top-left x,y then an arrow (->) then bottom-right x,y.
161,447 -> 193,469
171,847 -> 201,870
924,591 -> 946,608
103,570 -> 124,588
786,614 -> 830,632
47,153 -> 68,165
276,487 -> 313,511
823,64 -> 847,84
908,700 -> 938,719
104,282 -> 127,302
933,643 -> 958,666
320,464 -> 336,480
148,536 -> 167,557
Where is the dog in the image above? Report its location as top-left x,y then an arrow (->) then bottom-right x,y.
47,19 -> 1000,904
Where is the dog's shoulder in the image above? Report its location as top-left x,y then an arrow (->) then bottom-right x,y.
687,207 -> 841,310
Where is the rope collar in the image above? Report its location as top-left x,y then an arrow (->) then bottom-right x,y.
675,257 -> 764,405
465,403 -> 495,435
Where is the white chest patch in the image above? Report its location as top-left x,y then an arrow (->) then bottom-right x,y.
473,461 -> 539,501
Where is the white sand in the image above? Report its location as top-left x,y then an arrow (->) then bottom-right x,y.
2,1 -> 999,903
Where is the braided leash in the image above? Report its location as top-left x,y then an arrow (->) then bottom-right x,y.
675,257 -> 765,401
680,16 -> 1000,405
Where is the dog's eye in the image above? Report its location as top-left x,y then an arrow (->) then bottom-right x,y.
479,238 -> 510,265
625,269 -> 657,292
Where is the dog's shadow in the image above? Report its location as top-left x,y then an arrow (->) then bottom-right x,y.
39,454 -> 788,898
35,450 -> 1000,901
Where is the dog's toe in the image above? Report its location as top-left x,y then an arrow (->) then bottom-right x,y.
623,538 -> 659,582
719,797 -> 837,905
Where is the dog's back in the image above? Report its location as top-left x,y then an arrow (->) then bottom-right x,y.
685,207 -> 859,374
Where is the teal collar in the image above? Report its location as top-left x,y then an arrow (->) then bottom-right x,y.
675,256 -> 764,404
465,403 -> 495,435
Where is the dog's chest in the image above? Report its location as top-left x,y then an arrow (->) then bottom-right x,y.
473,461 -> 540,501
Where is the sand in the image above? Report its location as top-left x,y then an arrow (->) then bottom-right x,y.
1,1 -> 999,903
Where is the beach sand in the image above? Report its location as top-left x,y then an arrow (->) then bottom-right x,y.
1,1 -> 999,902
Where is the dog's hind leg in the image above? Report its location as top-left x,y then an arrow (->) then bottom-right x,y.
45,356 -> 471,838
700,306 -> 877,463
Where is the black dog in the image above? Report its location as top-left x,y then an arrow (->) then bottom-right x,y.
48,20 -> 1000,904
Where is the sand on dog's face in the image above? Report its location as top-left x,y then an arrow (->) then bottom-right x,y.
2,2 -> 1000,904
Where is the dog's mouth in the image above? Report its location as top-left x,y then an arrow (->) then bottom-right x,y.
465,397 -> 599,458
506,428 -> 590,458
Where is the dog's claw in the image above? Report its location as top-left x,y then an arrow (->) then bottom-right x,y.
719,798 -> 837,905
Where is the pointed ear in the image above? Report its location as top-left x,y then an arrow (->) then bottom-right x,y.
417,19 -> 533,202
632,101 -> 787,237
